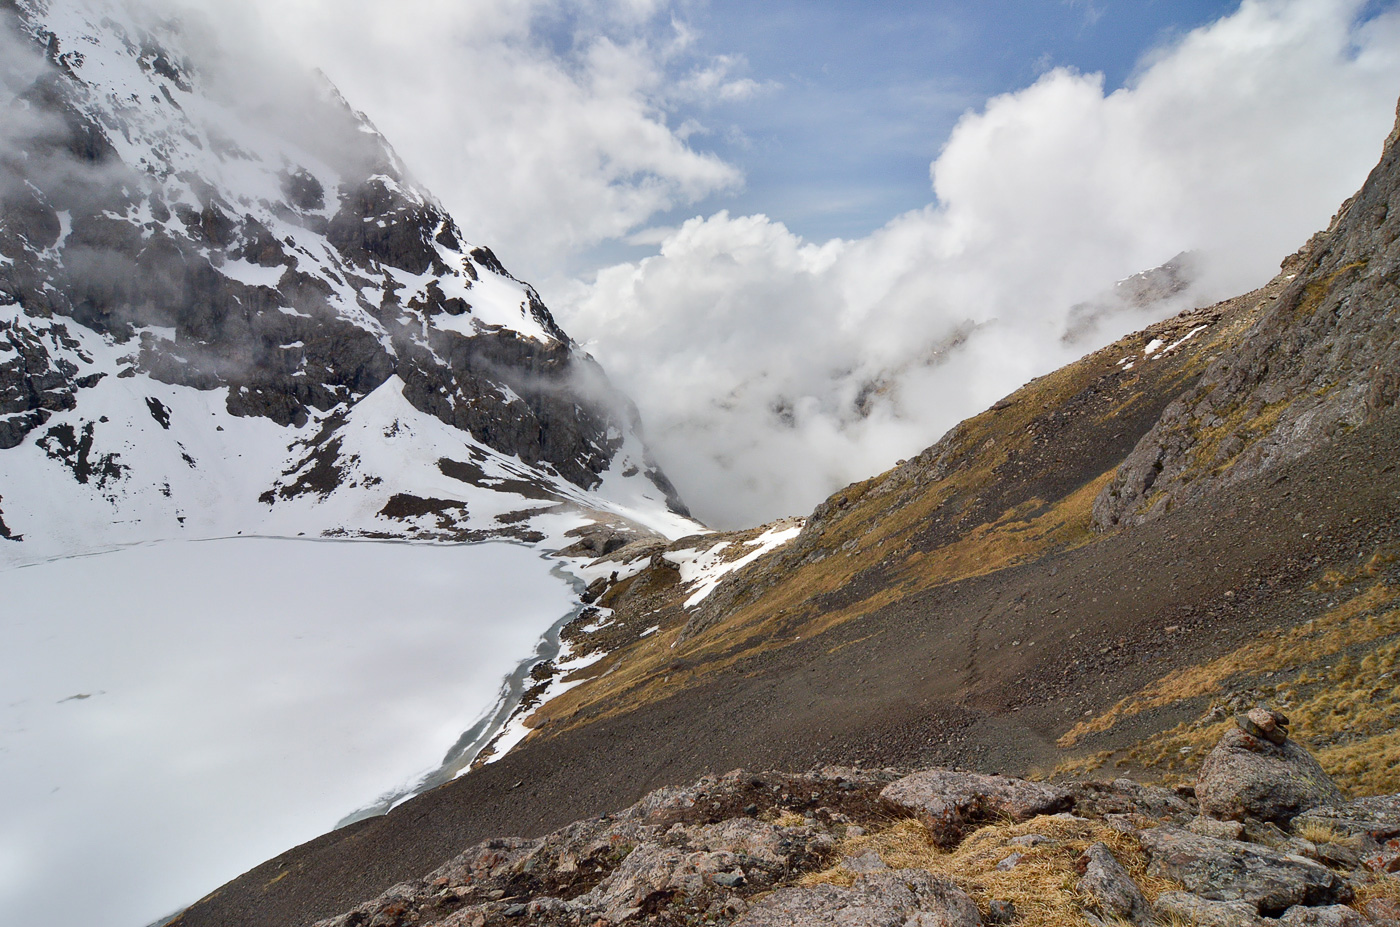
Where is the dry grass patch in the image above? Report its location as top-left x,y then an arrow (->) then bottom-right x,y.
1356,875 -> 1400,906
1313,542 -> 1400,592
1059,579 -> 1399,748
768,810 -> 808,828
1061,602 -> 1400,794
803,816 -> 1180,927
1317,726 -> 1400,796
1293,820 -> 1349,846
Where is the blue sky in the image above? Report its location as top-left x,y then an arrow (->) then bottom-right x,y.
625,1 -> 1246,247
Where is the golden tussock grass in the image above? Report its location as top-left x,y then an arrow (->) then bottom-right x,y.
1059,577 -> 1399,749
1314,542 -> 1400,592
1316,726 -> 1400,796
802,816 -> 1181,927
768,810 -> 808,828
1356,876 -> 1400,905
1292,820 -> 1349,846
1062,599 -> 1400,795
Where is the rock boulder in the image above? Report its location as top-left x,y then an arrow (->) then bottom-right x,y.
736,870 -> 982,927
1197,725 -> 1343,825
1139,825 -> 1353,915
1076,842 -> 1150,925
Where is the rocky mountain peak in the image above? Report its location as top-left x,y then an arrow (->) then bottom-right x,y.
0,0 -> 693,556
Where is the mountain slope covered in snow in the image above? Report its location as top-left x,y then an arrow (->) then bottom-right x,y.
0,0 -> 694,564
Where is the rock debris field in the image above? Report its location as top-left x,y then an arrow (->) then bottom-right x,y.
303,709 -> 1400,927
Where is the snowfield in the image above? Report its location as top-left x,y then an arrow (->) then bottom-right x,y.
0,537 -> 577,927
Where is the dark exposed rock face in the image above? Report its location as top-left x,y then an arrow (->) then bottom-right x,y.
1094,101 -> 1400,529
0,1 -> 687,513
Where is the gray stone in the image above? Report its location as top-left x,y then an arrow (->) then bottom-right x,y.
1240,708 -> 1290,746
1008,834 -> 1056,848
1276,905 -> 1367,927
1360,897 -> 1400,927
1242,820 -> 1295,848
1309,840 -> 1362,872
1294,794 -> 1400,841
1070,778 -> 1195,823
1076,842 -> 1150,925
1139,825 -> 1353,915
1368,836 -> 1400,875
1153,891 -> 1265,927
580,842 -> 743,923
987,900 -> 1016,925
1189,816 -> 1247,841
844,850 -> 890,874
735,871 -> 982,927
880,770 -> 1073,847
995,852 -> 1024,871
1197,727 -> 1344,825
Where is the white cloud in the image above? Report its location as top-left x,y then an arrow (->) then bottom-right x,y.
561,0 -> 1400,529
174,0 -> 744,279
675,54 -> 776,104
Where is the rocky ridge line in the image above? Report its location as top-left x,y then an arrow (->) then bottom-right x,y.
1092,100 -> 1400,530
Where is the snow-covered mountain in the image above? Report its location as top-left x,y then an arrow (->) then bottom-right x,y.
0,3 -> 711,923
0,0 -> 697,565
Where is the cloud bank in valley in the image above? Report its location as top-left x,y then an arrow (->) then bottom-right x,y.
558,0 -> 1400,529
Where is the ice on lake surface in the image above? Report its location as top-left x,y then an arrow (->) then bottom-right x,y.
0,537 -> 575,927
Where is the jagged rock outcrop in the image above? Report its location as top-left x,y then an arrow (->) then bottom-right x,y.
1094,100 -> 1400,529
293,743 -> 1400,927
1140,826 -> 1353,915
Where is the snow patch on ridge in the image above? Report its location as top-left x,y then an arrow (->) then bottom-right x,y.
665,519 -> 804,608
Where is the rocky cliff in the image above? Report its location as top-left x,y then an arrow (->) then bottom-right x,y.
0,0 -> 691,559
1093,101 -> 1400,530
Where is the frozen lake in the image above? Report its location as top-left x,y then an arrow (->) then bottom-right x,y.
0,537 -> 576,927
